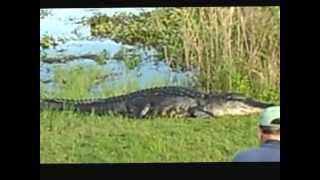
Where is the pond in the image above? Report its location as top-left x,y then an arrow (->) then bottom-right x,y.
40,8 -> 196,96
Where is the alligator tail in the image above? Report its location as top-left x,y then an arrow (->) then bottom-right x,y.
40,99 -> 74,111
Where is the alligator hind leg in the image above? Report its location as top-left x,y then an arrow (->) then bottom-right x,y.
126,97 -> 151,119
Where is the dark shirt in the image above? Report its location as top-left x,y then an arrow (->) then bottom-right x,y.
232,140 -> 280,162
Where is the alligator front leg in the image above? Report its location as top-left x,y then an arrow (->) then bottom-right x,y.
189,107 -> 215,118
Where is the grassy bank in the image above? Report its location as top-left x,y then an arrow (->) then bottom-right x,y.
41,111 -> 259,163
40,65 -> 271,163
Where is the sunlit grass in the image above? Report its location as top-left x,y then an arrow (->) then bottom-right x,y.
40,110 -> 260,163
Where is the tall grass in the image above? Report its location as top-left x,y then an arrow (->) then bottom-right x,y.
41,63 -> 177,99
177,7 -> 279,102
88,7 -> 280,102
51,65 -> 107,98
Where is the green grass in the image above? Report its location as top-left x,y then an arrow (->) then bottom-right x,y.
40,110 -> 260,163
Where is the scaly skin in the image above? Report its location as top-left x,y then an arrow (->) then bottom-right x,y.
40,86 -> 274,118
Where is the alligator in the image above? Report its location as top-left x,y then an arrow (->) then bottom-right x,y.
40,86 -> 275,118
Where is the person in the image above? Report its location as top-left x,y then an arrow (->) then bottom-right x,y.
232,106 -> 280,162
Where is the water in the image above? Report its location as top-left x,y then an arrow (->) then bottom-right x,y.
40,8 -> 195,95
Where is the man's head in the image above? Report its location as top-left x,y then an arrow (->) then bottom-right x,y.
257,106 -> 280,143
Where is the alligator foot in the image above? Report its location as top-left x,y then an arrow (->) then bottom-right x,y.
189,107 -> 215,118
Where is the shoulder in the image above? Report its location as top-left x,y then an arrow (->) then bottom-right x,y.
232,148 -> 260,162
232,146 -> 280,162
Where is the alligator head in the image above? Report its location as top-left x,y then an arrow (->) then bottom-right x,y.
202,92 -> 276,117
